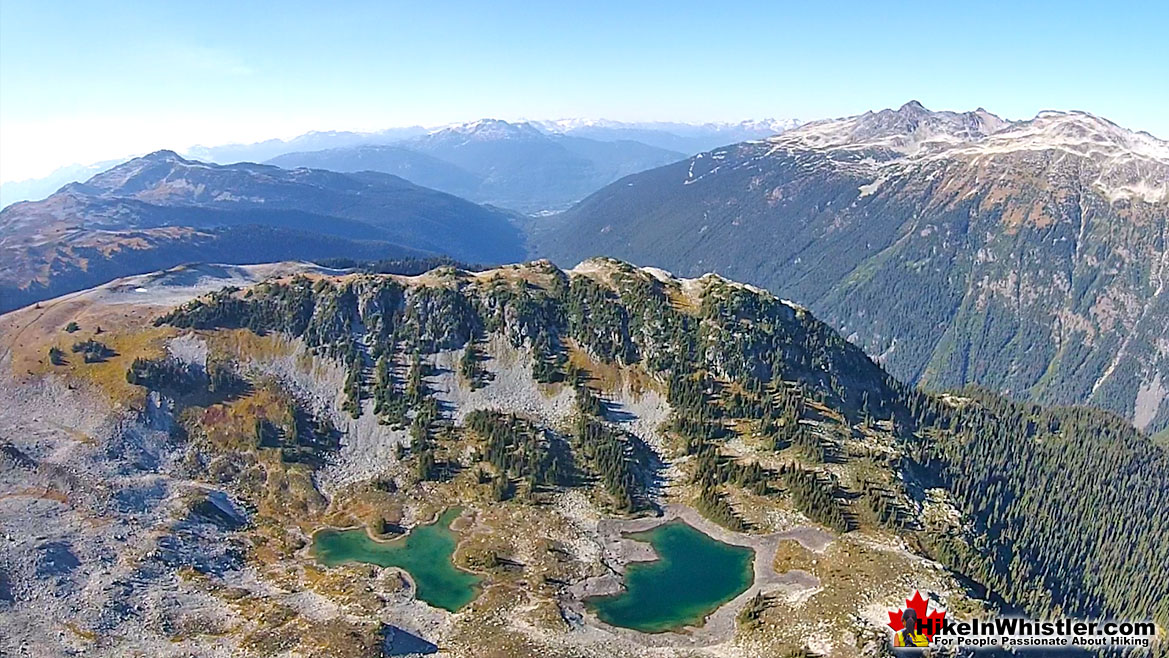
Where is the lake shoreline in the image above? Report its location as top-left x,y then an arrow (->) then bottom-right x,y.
585,518 -> 755,632
309,506 -> 485,612
566,503 -> 829,648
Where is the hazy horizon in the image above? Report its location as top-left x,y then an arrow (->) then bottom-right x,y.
2,0 -> 1166,182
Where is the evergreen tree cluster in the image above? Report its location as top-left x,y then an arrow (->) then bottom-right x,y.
779,464 -> 850,533
399,286 -> 480,352
694,484 -> 747,532
408,391 -> 445,482
478,278 -> 566,383
564,275 -> 638,365
574,382 -> 605,417
157,279 -> 316,336
341,353 -> 363,418
310,256 -> 478,276
459,338 -> 486,389
859,478 -> 909,530
737,592 -> 771,630
126,356 -> 243,396
690,441 -> 769,495
698,279 -> 893,419
667,372 -> 728,441
71,338 -> 115,363
572,417 -> 648,513
252,402 -> 340,467
466,410 -> 573,495
371,352 -> 407,425
48,346 -> 66,365
789,426 -> 825,463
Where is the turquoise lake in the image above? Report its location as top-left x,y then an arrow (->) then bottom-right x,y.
586,520 -> 755,632
311,507 -> 482,612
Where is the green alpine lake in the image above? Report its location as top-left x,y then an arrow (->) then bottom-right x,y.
586,520 -> 755,632
311,507 -> 481,612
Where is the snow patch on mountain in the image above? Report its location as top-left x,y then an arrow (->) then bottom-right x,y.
766,101 -> 1010,160
427,118 -> 546,143
751,102 -> 1169,205
532,118 -> 802,135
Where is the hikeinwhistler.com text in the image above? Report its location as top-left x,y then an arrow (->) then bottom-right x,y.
924,617 -> 1157,650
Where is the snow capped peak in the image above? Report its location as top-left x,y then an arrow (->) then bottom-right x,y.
531,118 -> 621,132
531,118 -> 802,137
774,103 -> 1165,168
756,102 -> 1168,205
431,118 -> 545,142
771,102 -> 1010,159
946,110 -> 1169,203
948,109 -> 1169,164
731,118 -> 803,133
897,100 -> 928,115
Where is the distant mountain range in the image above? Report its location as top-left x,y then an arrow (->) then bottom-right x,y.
535,101 -> 1169,432
531,118 -> 802,153
0,159 -> 126,210
185,126 -> 431,167
1,118 -> 797,210
0,150 -> 525,313
9,103 -> 1165,433
269,119 -> 687,213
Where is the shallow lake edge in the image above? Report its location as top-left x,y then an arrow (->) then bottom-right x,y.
308,506 -> 486,612
566,503 -> 829,647
583,518 -> 756,633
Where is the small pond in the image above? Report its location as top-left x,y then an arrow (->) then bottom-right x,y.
312,507 -> 481,612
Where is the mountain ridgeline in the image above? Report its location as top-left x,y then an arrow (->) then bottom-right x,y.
0,150 -> 526,314
267,119 -> 687,213
536,102 -> 1169,433
1,119 -> 795,209
154,258 -> 1169,627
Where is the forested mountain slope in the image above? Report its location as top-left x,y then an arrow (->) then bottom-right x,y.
0,258 -> 1164,657
535,102 -> 1169,433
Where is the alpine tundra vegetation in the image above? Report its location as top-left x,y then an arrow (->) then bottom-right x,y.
0,258 -> 1165,657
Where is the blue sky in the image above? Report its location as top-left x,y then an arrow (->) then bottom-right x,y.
1,0 -> 1166,181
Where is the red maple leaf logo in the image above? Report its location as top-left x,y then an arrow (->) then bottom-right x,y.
887,590 -> 947,640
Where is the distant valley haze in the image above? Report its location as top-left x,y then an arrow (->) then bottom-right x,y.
0,118 -> 798,209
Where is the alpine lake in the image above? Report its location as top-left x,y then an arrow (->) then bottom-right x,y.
586,520 -> 755,633
312,510 -> 754,631
311,507 -> 482,612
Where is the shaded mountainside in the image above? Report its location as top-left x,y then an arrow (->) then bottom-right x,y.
536,102 -> 1169,432
2,258 -> 1164,658
269,119 -> 685,213
267,145 -> 485,200
0,150 -> 527,313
